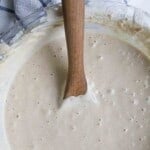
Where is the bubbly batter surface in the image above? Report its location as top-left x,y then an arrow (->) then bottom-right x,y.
5,31 -> 150,150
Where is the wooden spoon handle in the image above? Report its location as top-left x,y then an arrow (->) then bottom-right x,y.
62,0 -> 87,98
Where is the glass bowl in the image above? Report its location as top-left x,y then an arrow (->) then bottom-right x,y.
0,1 -> 149,149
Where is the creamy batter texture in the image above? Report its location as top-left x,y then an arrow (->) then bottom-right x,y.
5,31 -> 150,150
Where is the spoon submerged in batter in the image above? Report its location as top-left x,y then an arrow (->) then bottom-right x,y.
62,0 -> 87,99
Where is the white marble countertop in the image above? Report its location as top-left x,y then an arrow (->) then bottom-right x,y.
128,0 -> 150,14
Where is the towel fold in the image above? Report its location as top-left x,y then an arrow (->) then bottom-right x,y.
0,0 -> 61,44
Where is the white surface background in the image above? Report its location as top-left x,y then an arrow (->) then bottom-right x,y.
128,0 -> 150,14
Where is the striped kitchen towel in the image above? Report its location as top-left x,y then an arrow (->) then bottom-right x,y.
0,0 -> 61,45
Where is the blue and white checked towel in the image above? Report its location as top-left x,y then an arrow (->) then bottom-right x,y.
0,0 -> 61,44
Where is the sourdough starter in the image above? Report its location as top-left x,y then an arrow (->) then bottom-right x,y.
5,30 -> 150,150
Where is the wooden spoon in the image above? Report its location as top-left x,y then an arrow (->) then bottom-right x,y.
62,0 -> 87,99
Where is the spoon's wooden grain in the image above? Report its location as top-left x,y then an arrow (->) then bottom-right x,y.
62,0 -> 87,99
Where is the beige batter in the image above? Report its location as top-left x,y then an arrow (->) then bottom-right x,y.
5,31 -> 150,150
